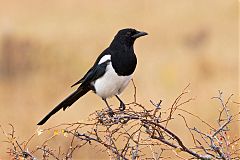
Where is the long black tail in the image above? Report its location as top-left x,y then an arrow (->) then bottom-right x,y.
37,86 -> 90,125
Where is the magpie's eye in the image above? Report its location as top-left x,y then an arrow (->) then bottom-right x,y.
126,31 -> 131,36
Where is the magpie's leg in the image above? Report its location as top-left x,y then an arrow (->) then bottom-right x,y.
115,95 -> 125,111
102,98 -> 114,116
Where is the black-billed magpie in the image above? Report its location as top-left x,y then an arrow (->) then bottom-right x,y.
37,28 -> 147,125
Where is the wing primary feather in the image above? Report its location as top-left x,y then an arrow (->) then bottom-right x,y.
38,55 -> 110,125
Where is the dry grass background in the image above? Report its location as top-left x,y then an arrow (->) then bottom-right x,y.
0,0 -> 238,159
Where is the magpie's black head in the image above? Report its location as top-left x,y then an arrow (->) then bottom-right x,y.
111,28 -> 148,47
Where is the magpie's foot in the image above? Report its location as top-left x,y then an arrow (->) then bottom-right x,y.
108,108 -> 114,117
119,101 -> 126,111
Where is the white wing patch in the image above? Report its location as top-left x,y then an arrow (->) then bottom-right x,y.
98,55 -> 111,64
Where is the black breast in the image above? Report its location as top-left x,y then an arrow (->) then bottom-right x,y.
111,49 -> 137,76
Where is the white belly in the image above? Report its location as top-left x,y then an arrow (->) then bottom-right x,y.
93,62 -> 132,99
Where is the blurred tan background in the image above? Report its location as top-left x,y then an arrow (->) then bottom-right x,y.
0,0 -> 238,159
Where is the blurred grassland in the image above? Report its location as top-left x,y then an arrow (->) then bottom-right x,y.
0,0 -> 239,159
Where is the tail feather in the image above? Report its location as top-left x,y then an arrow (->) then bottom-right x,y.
37,86 -> 90,125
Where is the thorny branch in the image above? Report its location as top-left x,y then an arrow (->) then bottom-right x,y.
2,84 -> 240,159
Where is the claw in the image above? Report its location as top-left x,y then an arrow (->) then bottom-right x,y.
119,101 -> 125,111
115,95 -> 126,111
108,108 -> 114,117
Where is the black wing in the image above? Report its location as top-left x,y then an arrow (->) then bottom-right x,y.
38,49 -> 112,125
80,59 -> 110,87
71,49 -> 111,87
71,67 -> 93,87
37,61 -> 110,125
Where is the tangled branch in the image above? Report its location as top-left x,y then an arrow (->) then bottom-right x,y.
2,84 -> 240,159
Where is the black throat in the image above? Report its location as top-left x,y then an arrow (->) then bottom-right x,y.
109,40 -> 137,76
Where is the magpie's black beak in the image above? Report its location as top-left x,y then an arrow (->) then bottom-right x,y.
132,31 -> 148,39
